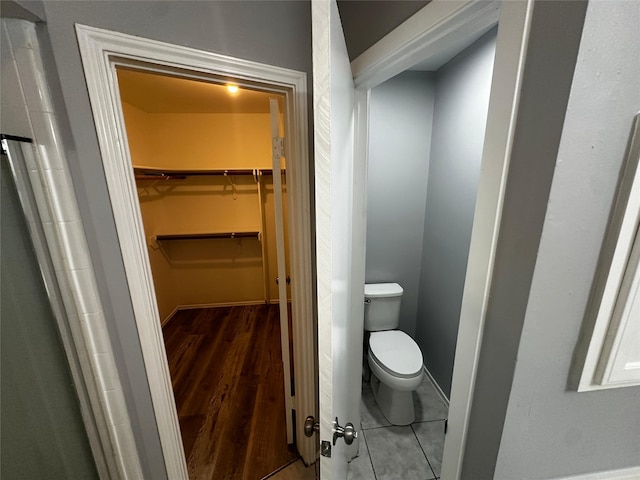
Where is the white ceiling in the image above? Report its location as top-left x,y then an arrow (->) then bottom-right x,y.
116,68 -> 279,114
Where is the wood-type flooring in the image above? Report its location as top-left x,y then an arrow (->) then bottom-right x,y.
163,305 -> 298,480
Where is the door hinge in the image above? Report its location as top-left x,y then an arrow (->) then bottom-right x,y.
273,137 -> 285,158
286,395 -> 295,411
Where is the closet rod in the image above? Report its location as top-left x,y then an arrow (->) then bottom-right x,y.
155,231 -> 261,241
134,167 -> 275,178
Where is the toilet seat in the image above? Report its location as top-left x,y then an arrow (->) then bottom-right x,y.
369,330 -> 423,379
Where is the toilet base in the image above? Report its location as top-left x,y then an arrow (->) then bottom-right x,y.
370,373 -> 416,426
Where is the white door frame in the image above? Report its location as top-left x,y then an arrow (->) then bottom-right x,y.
76,24 -> 316,476
311,1 -> 361,477
269,97 -> 294,443
347,1 -> 533,477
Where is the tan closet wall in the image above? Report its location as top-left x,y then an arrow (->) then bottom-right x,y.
126,107 -> 273,170
122,101 -> 290,321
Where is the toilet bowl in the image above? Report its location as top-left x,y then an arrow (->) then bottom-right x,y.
364,283 -> 424,425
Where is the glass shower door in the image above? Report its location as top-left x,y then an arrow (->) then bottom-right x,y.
1,137 -> 98,479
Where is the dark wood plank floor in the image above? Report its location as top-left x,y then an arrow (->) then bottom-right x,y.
163,305 -> 297,480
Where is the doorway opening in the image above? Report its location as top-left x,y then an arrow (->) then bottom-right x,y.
337,1 -> 534,477
310,0 -> 519,476
115,67 -> 297,478
355,26 -> 498,478
76,24 -> 316,479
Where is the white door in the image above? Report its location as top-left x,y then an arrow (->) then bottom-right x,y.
269,98 -> 294,444
312,1 -> 365,478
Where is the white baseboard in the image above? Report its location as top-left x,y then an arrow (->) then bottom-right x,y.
269,298 -> 293,305
423,365 -> 450,407
161,306 -> 181,327
551,466 -> 640,480
161,300 -> 268,326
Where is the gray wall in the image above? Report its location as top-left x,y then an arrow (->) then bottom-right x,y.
1,19 -> 30,137
366,70 -> 435,336
337,1 -> 428,60
415,28 -> 497,397
33,2 -> 312,478
1,145 -> 98,480
1,152 -> 98,479
494,1 -> 640,478
0,1 -> 45,22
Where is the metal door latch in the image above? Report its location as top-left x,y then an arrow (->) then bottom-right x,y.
321,440 -> 331,458
305,416 -> 357,457
332,417 -> 357,446
305,416 -> 331,457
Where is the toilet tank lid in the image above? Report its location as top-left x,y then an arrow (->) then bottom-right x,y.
364,283 -> 403,298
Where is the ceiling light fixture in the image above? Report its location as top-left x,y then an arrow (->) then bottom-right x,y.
226,84 -> 239,94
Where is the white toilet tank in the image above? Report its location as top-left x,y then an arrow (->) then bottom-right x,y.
364,283 -> 403,331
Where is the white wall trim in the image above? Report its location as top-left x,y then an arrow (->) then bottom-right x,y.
311,1 -> 338,477
161,301 -> 272,326
574,114 -> 640,392
3,19 -> 142,479
422,366 -> 450,407
551,466 -> 640,480
75,23 -> 317,474
352,0 -> 500,89
444,3 -> 534,478
350,1 -> 533,478
161,306 -> 181,327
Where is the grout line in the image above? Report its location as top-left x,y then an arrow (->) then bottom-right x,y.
411,423 -> 437,480
361,429 -> 378,480
360,423 -> 392,431
360,377 -> 447,480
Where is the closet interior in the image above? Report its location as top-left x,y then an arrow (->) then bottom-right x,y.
118,68 -> 290,322
116,67 -> 295,478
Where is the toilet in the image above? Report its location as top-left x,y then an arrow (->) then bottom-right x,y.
364,283 -> 424,426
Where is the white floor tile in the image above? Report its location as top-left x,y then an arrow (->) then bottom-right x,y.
360,382 -> 391,430
413,377 -> 448,422
347,430 -> 376,480
365,426 -> 434,480
358,376 -> 448,480
413,420 -> 445,477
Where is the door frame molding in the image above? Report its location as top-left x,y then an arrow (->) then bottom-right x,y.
76,24 -> 316,476
349,1 -> 532,477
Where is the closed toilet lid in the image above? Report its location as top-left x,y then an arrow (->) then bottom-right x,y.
369,331 -> 423,377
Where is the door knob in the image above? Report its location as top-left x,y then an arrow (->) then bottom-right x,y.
332,417 -> 357,446
304,416 -> 319,437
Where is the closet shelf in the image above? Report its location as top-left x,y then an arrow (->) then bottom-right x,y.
134,166 -> 278,180
155,231 -> 261,241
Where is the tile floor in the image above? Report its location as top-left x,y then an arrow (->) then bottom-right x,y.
267,373 -> 448,480
347,374 -> 448,480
